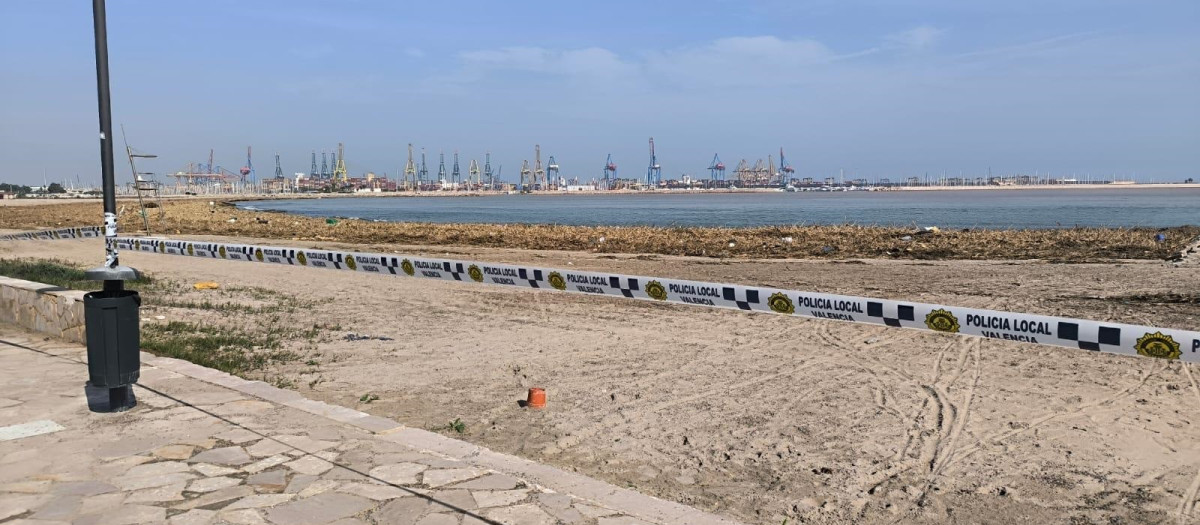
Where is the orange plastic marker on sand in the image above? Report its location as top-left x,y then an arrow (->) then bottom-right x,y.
526,388 -> 547,409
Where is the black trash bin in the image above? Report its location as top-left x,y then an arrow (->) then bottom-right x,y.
84,290 -> 141,395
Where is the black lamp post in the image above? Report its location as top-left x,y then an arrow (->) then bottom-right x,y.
84,0 -> 141,413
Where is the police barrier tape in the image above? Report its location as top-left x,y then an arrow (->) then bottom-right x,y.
0,226 -> 103,241
105,236 -> 1200,364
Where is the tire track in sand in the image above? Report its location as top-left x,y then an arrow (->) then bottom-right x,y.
1175,363 -> 1200,524
812,322 -> 981,500
945,360 -> 1167,468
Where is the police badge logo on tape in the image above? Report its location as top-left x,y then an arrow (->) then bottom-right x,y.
344,254 -> 357,271
187,244 -> 194,256
401,259 -> 415,276
548,271 -> 567,290
218,245 -> 227,258
1135,331 -> 1181,360
925,308 -> 960,333
468,264 -> 484,283
297,252 -> 307,266
255,248 -> 264,262
768,292 -> 794,314
645,280 -> 668,301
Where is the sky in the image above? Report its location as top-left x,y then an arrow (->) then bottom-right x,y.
1,0 -> 1197,186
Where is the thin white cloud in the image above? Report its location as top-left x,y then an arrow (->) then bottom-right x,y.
643,36 -> 877,87
403,47 -> 426,59
887,25 -> 944,52
458,46 -> 636,79
952,31 -> 1101,61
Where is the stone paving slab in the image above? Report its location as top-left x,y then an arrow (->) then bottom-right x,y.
0,325 -> 742,525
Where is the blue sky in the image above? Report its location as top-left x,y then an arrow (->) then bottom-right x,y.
1,0 -> 1197,185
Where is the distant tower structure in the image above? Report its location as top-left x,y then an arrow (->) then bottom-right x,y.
734,159 -> 750,185
404,144 -> 417,190
547,155 -> 560,188
332,143 -> 348,182
520,160 -> 532,192
418,149 -> 429,188
779,148 -> 795,186
239,146 -> 254,187
646,137 -> 662,187
603,154 -> 616,189
320,151 -> 329,179
708,154 -> 725,181
533,145 -> 545,189
310,151 -> 318,178
451,151 -> 461,187
468,159 -> 480,189
437,152 -> 447,187
273,153 -> 283,179
484,152 -> 494,190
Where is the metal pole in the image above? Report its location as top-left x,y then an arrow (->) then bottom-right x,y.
93,0 -> 119,277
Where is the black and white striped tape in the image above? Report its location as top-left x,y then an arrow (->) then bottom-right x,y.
0,226 -> 103,241
109,236 -> 1200,363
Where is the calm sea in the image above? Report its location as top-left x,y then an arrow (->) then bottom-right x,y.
240,188 -> 1199,229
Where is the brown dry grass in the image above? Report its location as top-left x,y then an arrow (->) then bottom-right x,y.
2,198 -> 1195,261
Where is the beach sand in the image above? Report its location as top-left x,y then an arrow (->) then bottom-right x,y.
2,230 -> 1199,525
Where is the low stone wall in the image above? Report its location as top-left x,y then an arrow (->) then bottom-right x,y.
0,276 -> 87,343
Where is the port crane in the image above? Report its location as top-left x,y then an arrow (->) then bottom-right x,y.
404,144 -> 417,191
520,160 -> 533,192
484,152 -> 494,190
646,137 -> 662,187
547,155 -> 560,189
534,145 -> 545,189
708,154 -> 725,182
603,154 -> 616,189
240,146 -> 255,189
437,152 -> 447,189
332,143 -> 348,183
779,148 -> 795,187
468,159 -> 480,190
418,149 -> 429,191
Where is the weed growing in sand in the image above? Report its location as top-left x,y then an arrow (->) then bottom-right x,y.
271,376 -> 296,389
140,321 -> 299,375
448,418 -> 466,434
359,393 -> 379,403
145,297 -> 292,315
0,258 -> 152,290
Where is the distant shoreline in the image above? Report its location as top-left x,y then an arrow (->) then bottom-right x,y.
235,181 -> 1200,201
2,182 -> 1196,208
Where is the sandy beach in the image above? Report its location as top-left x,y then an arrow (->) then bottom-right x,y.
3,216 -> 1199,524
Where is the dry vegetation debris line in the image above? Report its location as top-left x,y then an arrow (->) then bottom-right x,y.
1,199 -> 1195,261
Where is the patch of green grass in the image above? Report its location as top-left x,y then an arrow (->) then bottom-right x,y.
359,393 -> 379,403
447,418 -> 466,434
0,258 -> 152,291
144,297 -> 291,315
141,321 -> 298,376
271,376 -> 296,389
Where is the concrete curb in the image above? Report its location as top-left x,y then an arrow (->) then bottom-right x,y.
0,276 -> 87,343
141,352 -> 743,525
